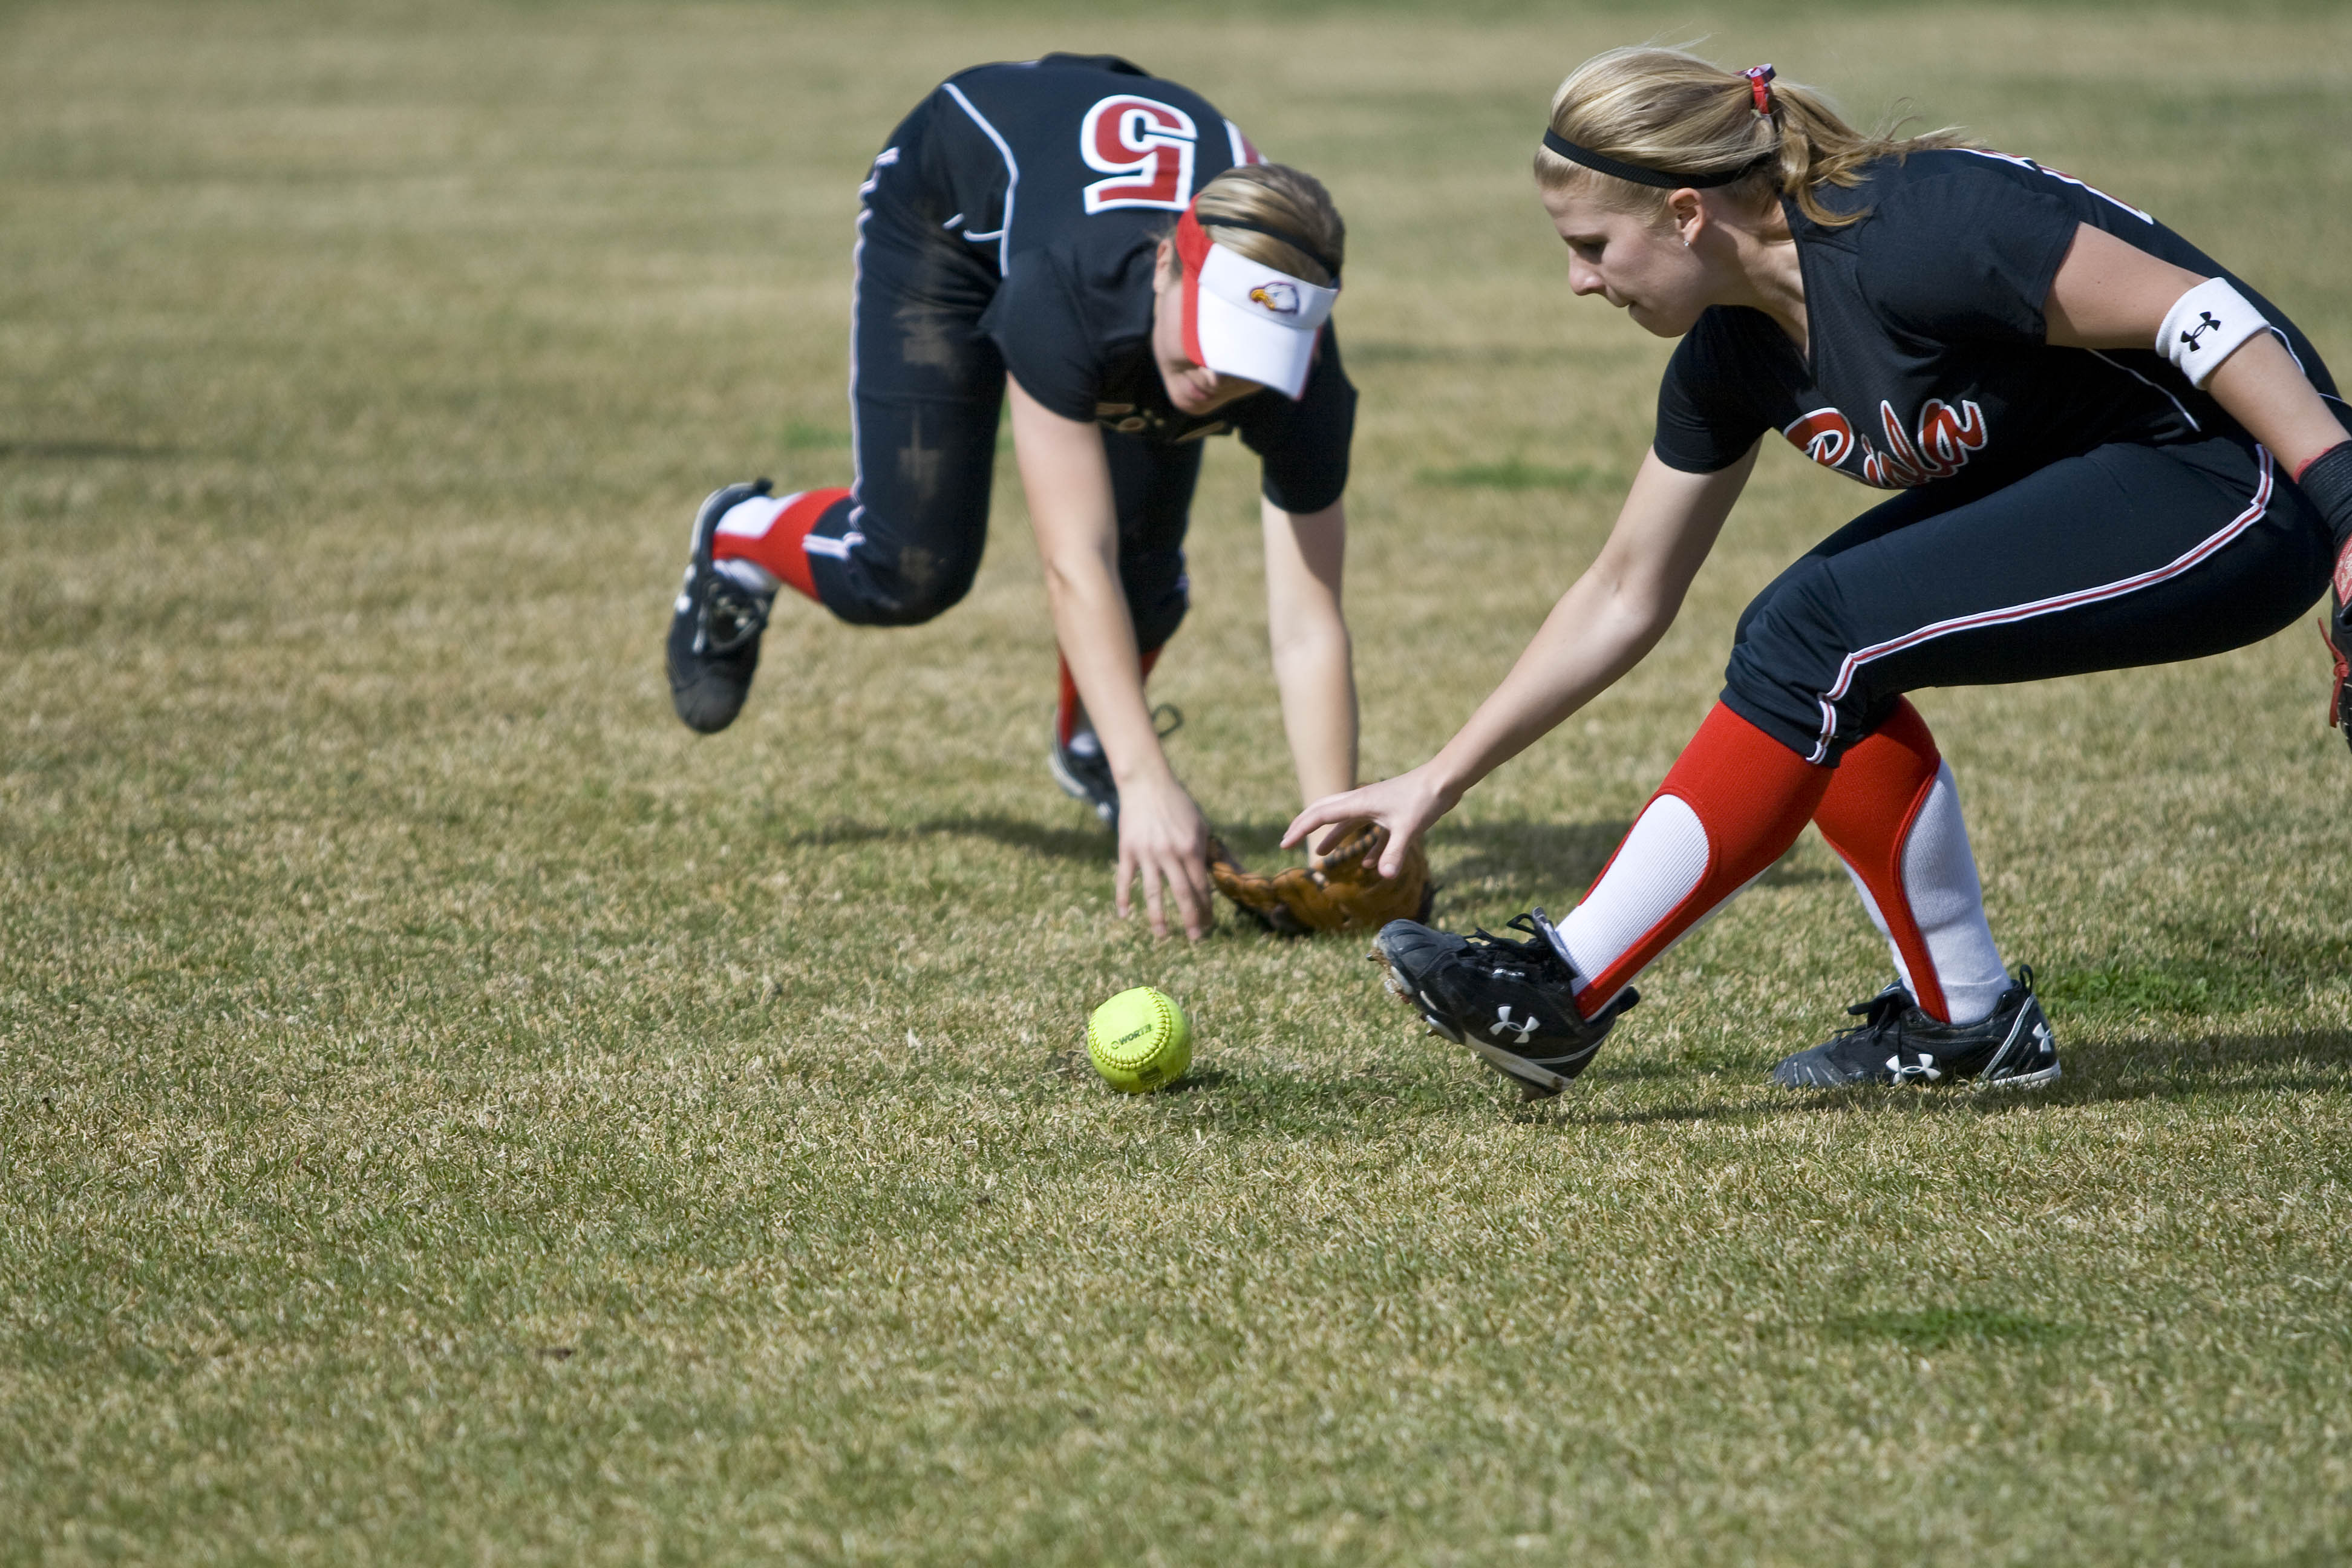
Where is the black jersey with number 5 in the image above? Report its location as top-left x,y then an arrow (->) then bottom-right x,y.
888,54 -> 1355,514
1652,149 -> 2337,489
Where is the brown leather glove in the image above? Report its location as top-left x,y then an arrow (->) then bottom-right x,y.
1207,823 -> 1434,936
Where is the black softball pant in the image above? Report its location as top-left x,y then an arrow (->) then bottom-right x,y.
1725,434 -> 2333,763
795,133 -> 1195,652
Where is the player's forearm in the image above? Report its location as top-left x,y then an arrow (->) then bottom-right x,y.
1261,495 -> 1356,799
2203,333 -> 2351,477
1270,623 -> 1357,802
1040,550 -> 1170,788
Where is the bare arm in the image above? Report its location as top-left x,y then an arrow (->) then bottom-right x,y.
1261,495 -> 1357,805
1008,375 -> 1211,939
2045,223 -> 2350,472
1284,445 -> 1759,874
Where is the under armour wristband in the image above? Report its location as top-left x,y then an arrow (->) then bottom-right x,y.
2157,277 -> 2267,388
2298,440 -> 2352,551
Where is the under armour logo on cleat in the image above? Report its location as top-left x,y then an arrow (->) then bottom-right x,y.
1492,1005 -> 1540,1044
1885,1053 -> 1943,1082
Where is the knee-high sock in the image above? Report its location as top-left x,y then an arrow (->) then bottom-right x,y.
1811,698 -> 2008,1025
1559,703 -> 1832,1016
710,487 -> 851,604
1056,645 -> 1163,748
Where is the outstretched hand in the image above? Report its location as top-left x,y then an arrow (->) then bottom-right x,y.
1117,771 -> 1214,941
1281,761 -> 1458,881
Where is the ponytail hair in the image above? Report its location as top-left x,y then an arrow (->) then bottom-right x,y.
1535,47 -> 1975,227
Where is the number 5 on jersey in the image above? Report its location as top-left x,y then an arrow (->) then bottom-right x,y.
1080,95 -> 1197,213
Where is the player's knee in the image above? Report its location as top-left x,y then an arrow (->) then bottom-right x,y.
1734,552 -> 1839,648
826,541 -> 981,627
1725,558 -> 1848,710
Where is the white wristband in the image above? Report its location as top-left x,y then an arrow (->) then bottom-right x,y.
2157,277 -> 2267,388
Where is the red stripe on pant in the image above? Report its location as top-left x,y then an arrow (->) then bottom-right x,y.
710,486 -> 850,603
1573,703 -> 1831,1014
1809,697 -> 1951,1020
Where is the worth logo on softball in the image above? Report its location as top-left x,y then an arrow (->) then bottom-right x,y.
1247,281 -> 1301,316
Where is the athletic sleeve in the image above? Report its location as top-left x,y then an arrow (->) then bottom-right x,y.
1857,171 -> 2081,343
985,253 -> 1104,422
1653,312 -> 1772,474
1234,325 -> 1356,513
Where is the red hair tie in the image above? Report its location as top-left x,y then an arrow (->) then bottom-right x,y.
1745,64 -> 1777,116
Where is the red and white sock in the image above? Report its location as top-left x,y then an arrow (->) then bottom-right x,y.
1558,703 -> 1832,1015
709,486 -> 849,604
1056,645 -> 1163,750
1811,699 -> 2009,1025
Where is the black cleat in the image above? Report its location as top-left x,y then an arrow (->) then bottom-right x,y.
1769,966 -> 2060,1090
667,479 -> 776,734
1371,909 -> 1636,1100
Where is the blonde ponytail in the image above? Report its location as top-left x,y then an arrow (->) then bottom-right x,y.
1535,47 -> 1974,228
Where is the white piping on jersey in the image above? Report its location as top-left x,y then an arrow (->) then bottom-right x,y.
1805,445 -> 2274,763
1953,148 -> 2152,224
941,80 -> 1018,276
941,212 -> 962,228
2088,350 -> 2201,434
858,146 -> 899,198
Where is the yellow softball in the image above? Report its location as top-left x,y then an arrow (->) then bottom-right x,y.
1085,986 -> 1192,1093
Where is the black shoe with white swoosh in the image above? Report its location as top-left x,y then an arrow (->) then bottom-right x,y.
1769,966 -> 2060,1090
1371,909 -> 1637,1100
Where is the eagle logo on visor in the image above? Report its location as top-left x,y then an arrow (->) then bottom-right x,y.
1247,281 -> 1301,316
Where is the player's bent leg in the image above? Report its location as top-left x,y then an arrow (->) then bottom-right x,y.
1809,697 -> 2011,1026
1387,704 -> 1828,1096
1555,703 -> 1832,1011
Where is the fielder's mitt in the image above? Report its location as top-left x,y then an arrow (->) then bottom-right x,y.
1207,824 -> 1434,936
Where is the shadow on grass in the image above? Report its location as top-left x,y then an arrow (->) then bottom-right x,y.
1826,1305 -> 2079,1350
788,814 -> 1641,895
1214,817 -> 1647,906
0,439 -> 184,460
784,814 -> 1109,863
1558,1027 -> 2352,1129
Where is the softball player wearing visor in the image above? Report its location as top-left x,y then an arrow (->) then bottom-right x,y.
664,54 -> 1361,941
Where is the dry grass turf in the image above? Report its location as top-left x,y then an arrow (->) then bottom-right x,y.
4,1 -> 2352,1561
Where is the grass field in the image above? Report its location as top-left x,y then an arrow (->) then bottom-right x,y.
6,2 -> 2352,1561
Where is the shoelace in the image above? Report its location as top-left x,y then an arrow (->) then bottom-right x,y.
1831,985 -> 1920,1054
694,572 -> 772,656
1460,914 -> 1576,984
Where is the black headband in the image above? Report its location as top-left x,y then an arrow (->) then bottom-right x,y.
1194,212 -> 1340,281
1540,129 -> 1774,190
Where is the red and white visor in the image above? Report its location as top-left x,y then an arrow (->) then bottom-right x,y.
1175,204 -> 1339,400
